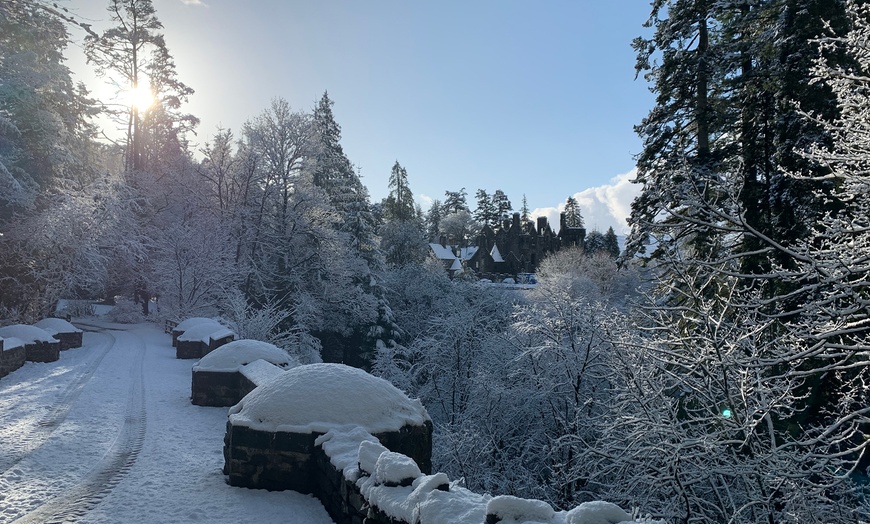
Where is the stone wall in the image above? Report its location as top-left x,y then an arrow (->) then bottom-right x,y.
25,341 -> 60,363
224,421 -> 432,494
176,339 -> 206,359
54,331 -> 83,351
0,345 -> 26,379
191,370 -> 257,407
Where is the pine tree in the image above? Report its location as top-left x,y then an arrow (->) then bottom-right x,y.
425,200 -> 443,241
442,188 -> 469,214
492,189 -> 513,222
383,161 -> 415,222
563,196 -> 584,228
309,92 -> 380,268
85,0 -> 193,177
474,189 -> 496,228
520,194 -> 531,224
603,227 -> 620,258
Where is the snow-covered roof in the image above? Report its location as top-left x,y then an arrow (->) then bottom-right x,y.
449,258 -> 462,271
34,318 -> 82,335
458,246 -> 478,260
490,244 -> 504,263
193,339 -> 294,372
177,322 -> 234,343
0,324 -> 58,345
428,243 -> 455,260
2,336 -> 24,351
228,363 -> 430,434
174,317 -> 218,332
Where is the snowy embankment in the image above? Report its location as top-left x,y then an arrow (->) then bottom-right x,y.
0,322 -> 333,524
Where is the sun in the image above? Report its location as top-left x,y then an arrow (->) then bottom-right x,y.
125,82 -> 155,111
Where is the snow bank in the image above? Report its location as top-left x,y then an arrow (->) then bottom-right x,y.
33,318 -> 82,335
358,439 -> 389,476
194,339 -> 295,372
177,322 -> 233,344
228,363 -> 430,434
0,325 -> 58,344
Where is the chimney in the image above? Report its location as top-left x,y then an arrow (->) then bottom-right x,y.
440,235 -> 446,248
537,216 -> 547,234
512,212 -> 520,230
559,212 -> 566,232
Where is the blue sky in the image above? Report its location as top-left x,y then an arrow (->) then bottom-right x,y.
65,0 -> 655,233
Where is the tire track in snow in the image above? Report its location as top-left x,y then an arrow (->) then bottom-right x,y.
11,331 -> 147,524
0,332 -> 115,475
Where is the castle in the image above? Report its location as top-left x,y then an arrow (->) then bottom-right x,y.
430,212 -> 586,278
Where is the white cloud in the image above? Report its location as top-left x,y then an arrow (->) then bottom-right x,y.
179,0 -> 206,5
531,168 -> 639,235
417,193 -> 434,211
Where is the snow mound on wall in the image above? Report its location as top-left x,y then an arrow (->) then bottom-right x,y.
2,337 -> 24,350
373,451 -> 421,486
486,495 -> 555,523
194,339 -> 295,372
34,318 -> 82,335
564,501 -> 632,524
174,317 -> 218,332
0,325 -> 58,344
177,322 -> 233,343
228,363 -> 430,434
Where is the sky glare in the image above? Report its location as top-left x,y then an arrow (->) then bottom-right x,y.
64,0 -> 655,234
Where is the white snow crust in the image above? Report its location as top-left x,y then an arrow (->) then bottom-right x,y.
34,318 -> 82,335
0,324 -> 58,344
193,339 -> 294,372
228,363 -> 430,434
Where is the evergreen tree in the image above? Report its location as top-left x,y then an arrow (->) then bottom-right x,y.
492,189 -> 512,221
309,92 -> 380,269
563,196 -> 584,228
425,200 -> 443,241
383,161 -> 415,222
442,188 -> 469,214
603,226 -> 620,258
85,0 -> 193,177
474,189 -> 496,228
520,194 -> 531,224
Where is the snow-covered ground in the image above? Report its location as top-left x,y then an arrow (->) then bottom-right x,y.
0,321 -> 334,524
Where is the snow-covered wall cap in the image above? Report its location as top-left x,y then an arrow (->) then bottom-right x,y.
174,317 -> 219,332
0,324 -> 59,344
228,363 -> 431,434
193,339 -> 293,372
177,322 -> 233,343
34,318 -> 82,335
238,359 -> 287,387
2,336 -> 24,350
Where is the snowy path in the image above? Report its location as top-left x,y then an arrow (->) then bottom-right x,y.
0,322 -> 334,524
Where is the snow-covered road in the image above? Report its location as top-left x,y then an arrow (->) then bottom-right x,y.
0,322 -> 334,524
